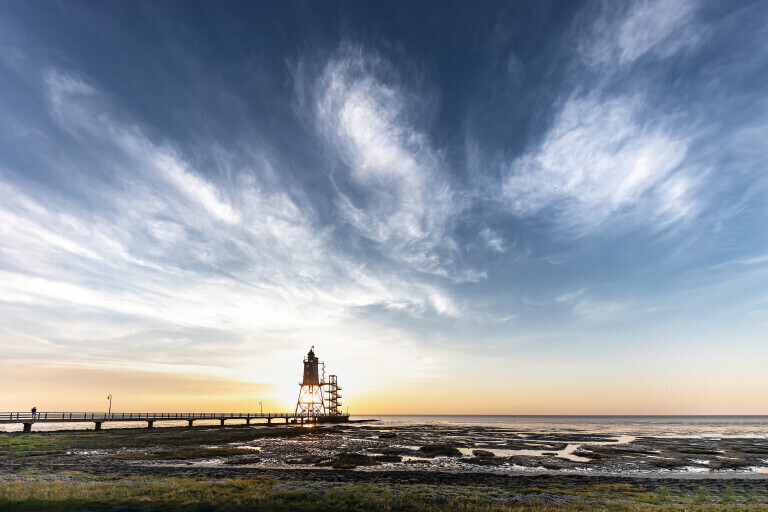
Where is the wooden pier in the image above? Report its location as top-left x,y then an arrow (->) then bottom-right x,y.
0,411 -> 350,432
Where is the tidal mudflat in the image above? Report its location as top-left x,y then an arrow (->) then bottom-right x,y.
2,422 -> 768,510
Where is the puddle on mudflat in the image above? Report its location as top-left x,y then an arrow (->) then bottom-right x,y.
453,435 -> 634,463
759,467 -> 768,474
69,449 -> 110,456
226,443 -> 262,452
681,466 -> 711,473
458,444 -> 590,462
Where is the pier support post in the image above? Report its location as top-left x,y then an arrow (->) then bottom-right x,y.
188,420 -> 194,427
267,418 -> 271,425
285,418 -> 288,424
246,418 -> 250,425
23,423 -> 32,433
147,421 -> 154,428
94,422 -> 102,431
220,419 -> 225,426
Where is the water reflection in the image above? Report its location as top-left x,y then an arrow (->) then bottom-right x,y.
457,444 -> 590,462
350,416 -> 768,439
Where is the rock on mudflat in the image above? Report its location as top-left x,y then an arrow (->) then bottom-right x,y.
315,452 -> 401,469
418,445 -> 462,457
472,450 -> 495,457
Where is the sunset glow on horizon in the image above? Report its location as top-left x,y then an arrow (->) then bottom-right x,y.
1,1 -> 767,416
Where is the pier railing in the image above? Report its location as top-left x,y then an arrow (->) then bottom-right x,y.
1,411 -> 350,431
0,411 -> 346,423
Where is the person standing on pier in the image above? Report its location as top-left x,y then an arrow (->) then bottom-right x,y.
31,407 -> 36,419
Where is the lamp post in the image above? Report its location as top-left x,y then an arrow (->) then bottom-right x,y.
107,395 -> 112,416
259,402 -> 262,415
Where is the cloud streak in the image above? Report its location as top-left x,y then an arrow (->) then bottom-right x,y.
309,45 -> 464,278
1,66 -> 464,399
580,0 -> 700,68
499,0 -> 705,235
502,93 -> 692,233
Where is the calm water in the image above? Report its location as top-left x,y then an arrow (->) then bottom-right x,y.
4,414 -> 768,438
352,415 -> 768,438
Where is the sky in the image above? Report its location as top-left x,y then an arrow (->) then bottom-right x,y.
0,0 -> 766,415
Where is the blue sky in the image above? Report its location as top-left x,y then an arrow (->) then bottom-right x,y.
1,0 -> 766,413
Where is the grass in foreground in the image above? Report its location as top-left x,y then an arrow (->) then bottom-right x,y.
1,475 -> 767,511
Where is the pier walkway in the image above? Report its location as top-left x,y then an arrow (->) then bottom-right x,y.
0,411 -> 349,432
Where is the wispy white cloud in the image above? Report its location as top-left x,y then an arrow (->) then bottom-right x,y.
555,289 -> 587,303
498,0 -> 708,236
738,255 -> 768,266
151,150 -> 241,224
308,45 -> 463,278
46,71 -> 241,225
580,0 -> 700,68
502,94 -> 692,233
554,288 -> 633,321
480,227 -> 506,253
0,67 -> 469,394
571,297 -> 633,321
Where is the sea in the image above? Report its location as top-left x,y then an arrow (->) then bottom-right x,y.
356,415 -> 768,438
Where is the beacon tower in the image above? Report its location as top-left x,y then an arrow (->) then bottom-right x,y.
294,346 -> 344,421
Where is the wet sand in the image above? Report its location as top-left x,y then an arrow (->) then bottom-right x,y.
4,422 -> 768,509
3,421 -> 768,484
